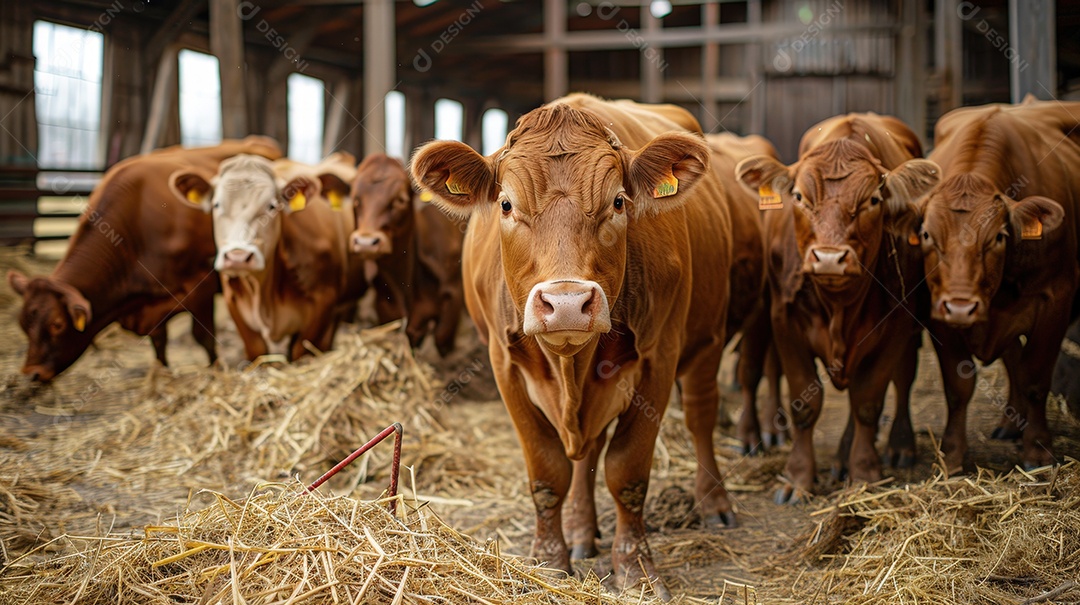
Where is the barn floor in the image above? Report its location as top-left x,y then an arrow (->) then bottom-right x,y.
2,248 -> 1079,603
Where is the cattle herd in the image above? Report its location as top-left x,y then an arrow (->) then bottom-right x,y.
8,93 -> 1080,597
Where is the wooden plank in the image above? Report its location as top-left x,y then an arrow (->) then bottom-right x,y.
1009,0 -> 1056,100
145,0 -> 206,63
210,0 -> 249,138
141,47 -> 179,154
544,0 -> 567,101
362,0 -> 395,156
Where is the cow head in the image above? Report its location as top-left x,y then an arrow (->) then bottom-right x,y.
169,154 -> 322,275
916,173 -> 1065,326
737,140 -> 939,297
412,103 -> 709,356
7,271 -> 93,382
349,153 -> 415,260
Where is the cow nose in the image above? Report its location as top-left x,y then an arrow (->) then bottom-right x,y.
29,372 -> 40,383
523,280 -> 611,336
351,232 -> 385,257
941,298 -> 980,325
809,245 -> 854,276
224,249 -> 254,264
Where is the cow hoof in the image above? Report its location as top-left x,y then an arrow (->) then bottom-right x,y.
830,465 -> 848,483
704,510 -> 738,528
740,442 -> 763,457
763,432 -> 785,448
774,485 -> 810,505
990,426 -> 1021,440
895,453 -> 916,469
569,543 -> 598,561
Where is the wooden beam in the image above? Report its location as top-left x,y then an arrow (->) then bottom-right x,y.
895,0 -> 926,143
322,80 -> 351,156
640,1 -> 662,103
141,46 -> 179,154
210,0 -> 249,138
363,0 -> 395,156
700,2 -> 719,131
145,0 -> 206,63
543,0 -> 567,101
935,0 -> 963,112
266,13 -> 326,85
1009,0 -> 1056,101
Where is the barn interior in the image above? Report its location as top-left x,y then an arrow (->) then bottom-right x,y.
2,1 -> 1080,603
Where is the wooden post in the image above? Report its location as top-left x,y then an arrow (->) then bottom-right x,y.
700,2 -> 720,132
748,0 -> 765,135
935,0 -> 963,112
363,0 -> 395,156
407,90 -> 435,157
210,0 -> 249,138
895,0 -> 926,142
141,47 -> 179,154
544,0 -> 567,102
1009,0 -> 1055,101
323,80 -> 351,156
641,2 -> 663,103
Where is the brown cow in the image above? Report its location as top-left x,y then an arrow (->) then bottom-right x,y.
737,113 -> 939,502
412,94 -> 735,597
8,137 -> 283,382
705,133 -> 786,453
169,153 -> 357,361
910,99 -> 1080,470
348,153 -> 465,356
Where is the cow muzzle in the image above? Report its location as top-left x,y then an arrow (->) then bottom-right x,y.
807,245 -> 858,277
523,280 -> 611,349
22,364 -> 54,383
350,230 -> 392,259
936,297 -> 985,327
216,244 -> 265,273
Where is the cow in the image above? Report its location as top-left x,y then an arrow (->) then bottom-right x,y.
736,113 -> 940,502
347,153 -> 465,356
705,132 -> 786,453
168,153 -> 358,361
908,99 -> 1080,470
8,136 -> 283,383
411,93 -> 736,598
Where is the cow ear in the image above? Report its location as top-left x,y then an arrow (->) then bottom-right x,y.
317,173 -> 351,210
7,270 -> 29,297
410,141 -> 496,218
735,155 -> 792,205
169,170 -> 214,212
626,132 -> 710,216
1009,195 -> 1065,241
883,159 -> 939,238
280,176 -> 321,213
48,279 -> 92,332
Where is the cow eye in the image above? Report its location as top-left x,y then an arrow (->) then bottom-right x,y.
500,198 -> 512,214
995,232 -> 1007,244
793,191 -> 803,203
922,230 -> 931,242
613,193 -> 626,212
870,196 -> 882,207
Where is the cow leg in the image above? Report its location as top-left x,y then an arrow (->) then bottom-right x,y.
188,283 -> 218,366
833,414 -> 854,483
433,289 -> 464,358
293,294 -> 339,360
735,310 -> 771,455
149,325 -> 169,367
680,349 -> 736,527
761,345 -> 788,447
1006,322 -> 1062,469
884,334 -> 919,469
604,380 -> 672,600
565,431 -> 606,561
846,364 -> 891,484
931,327 -> 975,473
373,276 -> 407,326
491,350 -> 572,573
774,344 -> 822,504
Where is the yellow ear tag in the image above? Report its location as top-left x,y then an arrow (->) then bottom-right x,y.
74,315 -> 86,332
1021,219 -> 1043,240
653,173 -> 679,198
908,232 -> 921,246
446,179 -> 468,195
289,191 -> 307,212
420,190 -> 434,203
327,190 -> 343,210
186,189 -> 202,205
758,183 -> 782,210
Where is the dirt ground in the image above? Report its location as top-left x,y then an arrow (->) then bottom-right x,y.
2,248 -> 1079,603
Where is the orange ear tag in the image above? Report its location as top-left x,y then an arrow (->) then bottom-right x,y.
327,190 -> 343,210
289,191 -> 307,212
758,183 -> 782,210
446,179 -> 469,195
420,190 -> 434,203
653,173 -> 679,198
908,232 -> 921,246
1021,219 -> 1043,240
186,189 -> 202,205
74,315 -> 86,332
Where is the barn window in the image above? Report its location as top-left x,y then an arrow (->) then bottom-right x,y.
287,73 -> 325,164
32,21 -> 104,169
435,98 -> 464,142
481,108 -> 508,156
385,90 -> 406,159
178,50 -> 223,147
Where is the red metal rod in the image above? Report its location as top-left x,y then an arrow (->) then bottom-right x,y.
305,423 -> 403,513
